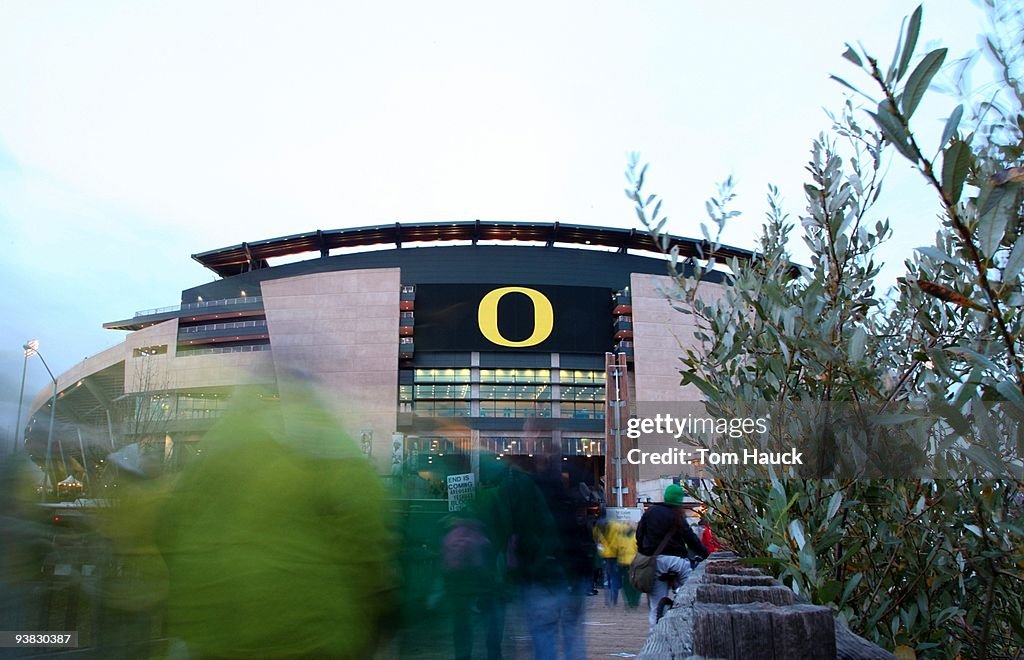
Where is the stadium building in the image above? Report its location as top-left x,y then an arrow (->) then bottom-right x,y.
23,221 -> 751,505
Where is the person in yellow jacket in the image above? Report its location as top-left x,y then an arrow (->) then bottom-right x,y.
616,523 -> 641,609
594,518 -> 624,607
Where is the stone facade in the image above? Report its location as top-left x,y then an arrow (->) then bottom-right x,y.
261,268 -> 401,473
631,273 -> 726,481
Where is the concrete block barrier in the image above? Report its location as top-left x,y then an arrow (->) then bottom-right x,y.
639,552 -> 895,660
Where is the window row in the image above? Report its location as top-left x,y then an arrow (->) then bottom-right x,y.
402,384 -> 603,402
478,401 -> 552,417
136,392 -> 232,420
410,368 -> 604,385
410,400 -> 605,419
401,435 -> 605,456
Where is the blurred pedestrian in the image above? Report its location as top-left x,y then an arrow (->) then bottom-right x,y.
441,510 -> 503,660
0,451 -> 51,635
92,443 -> 172,659
525,445 -> 596,660
593,519 -> 622,607
482,434 -> 594,660
616,522 -> 641,609
698,519 -> 723,553
635,484 -> 708,630
156,387 -> 395,658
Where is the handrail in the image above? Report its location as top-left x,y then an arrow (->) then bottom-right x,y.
177,344 -> 271,357
132,304 -> 181,317
180,320 -> 268,334
133,296 -> 263,318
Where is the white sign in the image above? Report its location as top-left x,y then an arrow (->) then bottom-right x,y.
606,506 -> 642,523
446,472 -> 476,512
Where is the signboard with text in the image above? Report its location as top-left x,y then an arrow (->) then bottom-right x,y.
446,473 -> 476,512
606,506 -> 642,524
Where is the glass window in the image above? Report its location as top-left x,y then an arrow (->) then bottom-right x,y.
479,401 -> 551,417
414,384 -> 471,400
418,437 -> 462,454
560,385 -> 605,402
414,401 -> 471,417
559,369 -> 604,385
133,345 -> 168,357
479,384 -> 551,401
414,368 -> 472,383
559,402 -> 605,420
480,369 -> 550,384
562,436 -> 605,456
172,392 -> 231,419
480,435 -> 551,454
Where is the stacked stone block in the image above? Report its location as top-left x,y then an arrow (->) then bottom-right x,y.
639,552 -> 894,660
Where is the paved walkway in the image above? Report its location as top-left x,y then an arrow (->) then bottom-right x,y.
501,592 -> 651,659
578,592 -> 651,659
385,589 -> 652,659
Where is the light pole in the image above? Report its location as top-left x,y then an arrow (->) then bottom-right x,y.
12,340 -> 37,456
611,361 -> 624,509
24,341 -> 61,499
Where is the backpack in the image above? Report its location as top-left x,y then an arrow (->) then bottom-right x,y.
441,521 -> 492,572
629,511 -> 679,593
628,552 -> 658,593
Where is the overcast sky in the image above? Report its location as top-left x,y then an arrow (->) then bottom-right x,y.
0,1 -> 987,439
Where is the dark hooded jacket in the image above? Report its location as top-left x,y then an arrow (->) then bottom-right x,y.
636,502 -> 709,559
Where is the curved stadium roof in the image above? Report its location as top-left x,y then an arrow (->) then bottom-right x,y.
191,220 -> 760,278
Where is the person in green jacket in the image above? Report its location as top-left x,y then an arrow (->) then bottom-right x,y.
156,386 -> 395,659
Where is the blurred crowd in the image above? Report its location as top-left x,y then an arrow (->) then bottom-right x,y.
2,386 -> 394,659
1,382 -> 670,660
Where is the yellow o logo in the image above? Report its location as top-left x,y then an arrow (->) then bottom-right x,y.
478,287 -> 554,348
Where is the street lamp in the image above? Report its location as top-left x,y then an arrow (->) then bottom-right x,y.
12,340 -> 38,455
22,341 -> 61,499
610,360 -> 624,509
